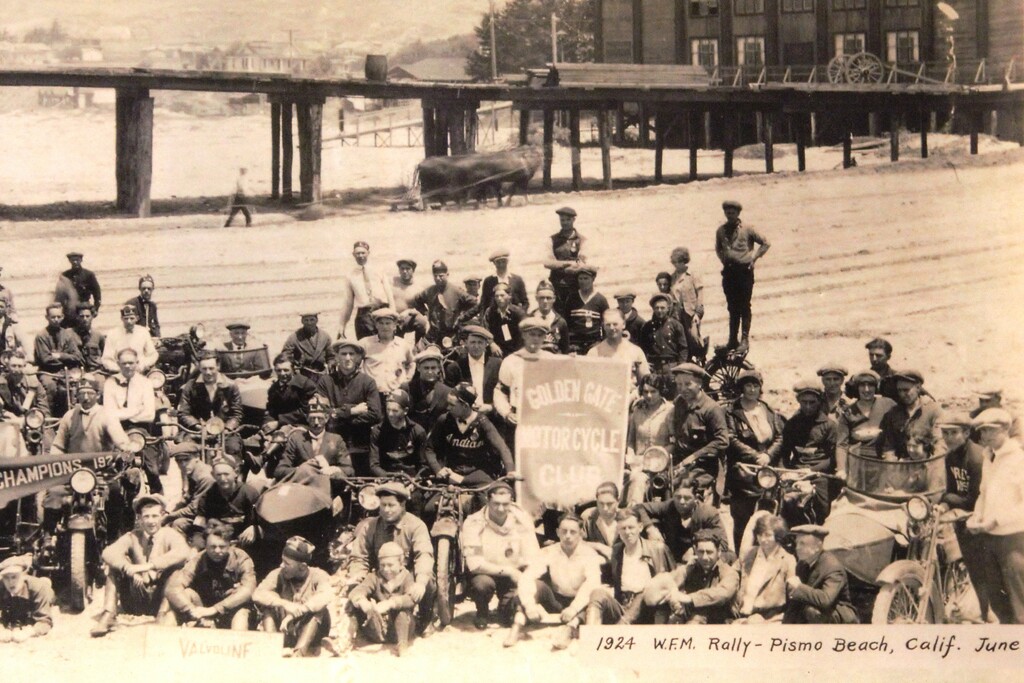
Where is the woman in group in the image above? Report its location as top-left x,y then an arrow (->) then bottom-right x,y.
836,369 -> 897,472
724,369 -> 785,553
733,514 -> 796,624
623,374 -> 675,506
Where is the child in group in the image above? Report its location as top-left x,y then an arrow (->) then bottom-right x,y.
346,542 -> 418,656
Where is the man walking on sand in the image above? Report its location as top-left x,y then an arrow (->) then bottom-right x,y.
225,167 -> 252,228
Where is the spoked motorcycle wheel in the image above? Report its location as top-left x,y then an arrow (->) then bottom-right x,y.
942,559 -> 979,623
69,532 -> 91,613
704,357 -> 754,402
435,538 -> 458,628
872,572 -> 940,624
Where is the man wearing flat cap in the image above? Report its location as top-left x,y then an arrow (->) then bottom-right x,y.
816,363 -> 849,417
669,363 -> 730,488
0,555 -> 54,642
936,411 -> 987,621
970,386 -> 1023,445
58,250 -> 101,328
101,304 -> 158,373
176,350 -> 244,459
424,383 -> 515,509
481,248 -> 529,313
369,389 -> 428,478
92,494 -> 191,636
349,482 -> 436,634
339,241 -> 395,341
484,282 -> 527,357
783,525 -> 857,623
639,294 -> 690,390
564,264 -> 609,354
125,275 -> 160,340
495,317 -> 555,441
400,345 -> 452,434
281,312 -> 335,373
444,325 -> 502,410
254,536 -> 334,656
271,398 -> 353,485
529,282 -> 569,354
545,207 -> 586,317
166,457 -> 259,545
412,261 -> 477,346
361,308 -> 415,396
263,353 -> 317,432
714,201 -> 770,353
769,380 -> 838,522
612,289 -> 646,343
876,370 -> 944,461
315,340 -> 382,476
966,408 -> 1024,623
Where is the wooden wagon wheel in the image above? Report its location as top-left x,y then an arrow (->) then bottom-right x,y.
846,52 -> 884,83
827,54 -> 850,84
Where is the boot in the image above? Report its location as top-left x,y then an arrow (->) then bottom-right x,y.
727,315 -> 740,350
394,611 -> 412,657
736,314 -> 751,354
503,612 -> 524,648
585,602 -> 603,627
90,610 -> 116,638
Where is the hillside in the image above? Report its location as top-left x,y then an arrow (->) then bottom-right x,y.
0,0 -> 496,53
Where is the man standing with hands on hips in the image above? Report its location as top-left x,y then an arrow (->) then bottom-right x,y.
339,241 -> 395,341
714,201 -> 770,353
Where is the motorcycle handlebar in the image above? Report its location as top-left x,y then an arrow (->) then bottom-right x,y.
411,474 -> 522,494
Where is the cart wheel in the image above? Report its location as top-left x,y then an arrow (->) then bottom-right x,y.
846,52 -> 884,84
703,356 -> 754,403
872,572 -> 940,624
827,54 -> 850,84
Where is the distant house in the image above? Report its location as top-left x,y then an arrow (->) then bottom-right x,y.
223,41 -> 309,74
0,42 -> 57,65
388,57 -> 471,82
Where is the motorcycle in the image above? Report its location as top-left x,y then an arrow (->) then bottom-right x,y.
20,409 -> 59,456
37,365 -> 84,417
34,432 -> 146,612
410,475 -> 518,628
870,498 -> 975,624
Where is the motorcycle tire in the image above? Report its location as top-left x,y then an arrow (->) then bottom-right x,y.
871,572 -> 941,624
703,356 -> 754,403
435,538 -> 458,628
69,532 -> 90,614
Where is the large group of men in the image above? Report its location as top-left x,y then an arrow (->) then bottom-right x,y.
0,201 -> 1022,657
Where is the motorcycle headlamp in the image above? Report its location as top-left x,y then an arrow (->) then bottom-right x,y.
191,323 -> 206,341
441,336 -> 453,350
756,467 -> 779,490
125,431 -> 147,454
205,417 -> 225,436
69,469 -> 97,495
24,409 -> 45,430
906,496 -> 932,523
641,447 -> 670,473
147,369 -> 166,389
358,486 -> 380,511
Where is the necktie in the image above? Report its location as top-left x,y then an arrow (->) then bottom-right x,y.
362,268 -> 374,301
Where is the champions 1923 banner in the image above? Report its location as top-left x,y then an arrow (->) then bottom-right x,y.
515,357 -> 631,516
0,452 -> 119,507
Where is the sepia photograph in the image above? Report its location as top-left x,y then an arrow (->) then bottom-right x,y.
0,1 -> 1022,681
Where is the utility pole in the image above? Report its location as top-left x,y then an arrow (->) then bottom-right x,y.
489,0 -> 498,80
551,13 -> 559,64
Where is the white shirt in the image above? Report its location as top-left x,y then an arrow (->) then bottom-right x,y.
102,372 -> 156,424
620,544 -> 653,594
101,326 -> 158,372
494,348 -> 554,419
361,335 -> 413,394
587,339 -> 651,381
467,353 -> 487,400
970,438 -> 1024,536
519,543 -> 602,608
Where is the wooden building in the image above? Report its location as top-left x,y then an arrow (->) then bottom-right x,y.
597,0 -> 1022,68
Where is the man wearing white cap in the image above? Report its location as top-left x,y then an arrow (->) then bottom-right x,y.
494,317 -> 555,436
967,408 -> 1024,623
481,248 -> 529,312
0,555 -> 53,642
970,386 -> 1023,444
361,308 -> 414,396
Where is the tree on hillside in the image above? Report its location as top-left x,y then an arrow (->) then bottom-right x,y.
24,19 -> 67,45
466,0 -> 596,81
392,34 -> 477,67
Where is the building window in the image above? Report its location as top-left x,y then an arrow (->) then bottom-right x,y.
691,39 -> 720,67
834,33 -> 866,56
736,37 -> 765,66
887,30 -> 920,63
690,0 -> 720,17
734,0 -> 764,14
781,0 -> 813,12
832,0 -> 866,8
885,0 -> 918,6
